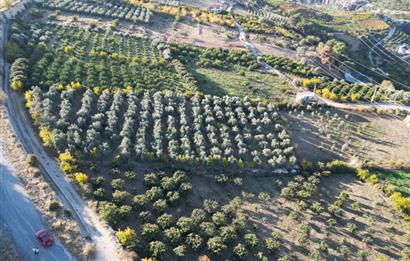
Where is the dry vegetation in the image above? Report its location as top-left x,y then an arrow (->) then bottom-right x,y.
0,0 -> 15,9
0,107 -> 95,261
285,106 -> 410,166
360,18 -> 390,31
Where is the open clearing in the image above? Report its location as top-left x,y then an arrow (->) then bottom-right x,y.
194,67 -> 296,103
286,107 -> 410,166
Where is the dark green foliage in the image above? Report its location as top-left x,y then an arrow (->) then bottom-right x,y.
98,201 -> 120,226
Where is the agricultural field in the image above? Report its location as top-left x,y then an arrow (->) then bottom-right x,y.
194,67 -> 295,103
2,0 -> 410,260
35,0 -> 152,23
373,169 -> 410,197
7,19 -> 197,93
303,78 -> 410,105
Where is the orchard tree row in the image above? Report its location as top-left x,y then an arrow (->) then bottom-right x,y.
28,23 -> 165,61
27,88 -> 297,172
9,21 -> 196,93
35,0 -> 152,23
302,78 -> 410,105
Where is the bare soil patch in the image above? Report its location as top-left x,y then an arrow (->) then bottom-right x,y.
239,173 -> 410,260
284,107 -> 410,167
52,11 -> 243,50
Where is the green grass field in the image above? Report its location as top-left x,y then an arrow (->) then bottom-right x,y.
374,169 -> 410,196
193,67 -> 296,104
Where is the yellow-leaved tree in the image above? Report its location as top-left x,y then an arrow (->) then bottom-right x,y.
11,80 -> 23,93
59,152 -> 77,174
74,172 -> 88,184
39,127 -> 53,147
116,227 -> 136,247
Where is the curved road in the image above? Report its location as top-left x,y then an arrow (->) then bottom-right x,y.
234,18 -> 410,113
0,136 -> 75,261
1,17 -> 121,261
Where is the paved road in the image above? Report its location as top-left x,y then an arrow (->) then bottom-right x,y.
234,17 -> 410,113
1,17 -> 121,261
0,137 -> 75,261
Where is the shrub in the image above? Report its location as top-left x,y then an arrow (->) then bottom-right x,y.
74,172 -> 88,184
173,245 -> 185,257
280,187 -> 295,198
356,169 -> 370,181
265,238 -> 280,253
390,192 -> 410,215
200,222 -> 216,237
141,223 -> 160,240
327,160 -> 354,174
179,182 -> 192,193
157,213 -> 174,229
124,171 -> 137,181
59,152 -> 76,173
118,205 -> 132,219
133,194 -> 148,209
326,218 -> 337,226
111,179 -> 125,190
139,211 -> 152,222
186,233 -> 203,251
167,191 -> 180,203
48,201 -> 61,211
212,212 -> 227,226
164,227 -> 182,246
31,168 -> 41,178
177,217 -> 194,234
144,173 -> 159,187
93,188 -> 105,199
233,243 -> 247,259
203,199 -> 219,214
244,233 -> 258,248
98,201 -> 119,226
149,241 -> 166,260
91,176 -> 105,188
191,208 -> 206,224
358,250 -> 369,260
153,199 -> 168,212
328,205 -> 341,216
362,235 -> 373,245
27,154 -> 37,167
112,190 -> 130,205
311,201 -> 323,214
219,225 -> 237,243
215,174 -> 229,184
161,176 -> 181,191
11,80 -> 23,92
233,177 -> 243,186
146,186 -> 164,201
232,216 -> 247,232
116,227 -> 136,248
207,236 -> 226,255
338,245 -> 351,257
258,192 -> 271,201
318,240 -> 328,253
271,231 -> 282,240
366,174 -> 378,185
39,127 -> 53,147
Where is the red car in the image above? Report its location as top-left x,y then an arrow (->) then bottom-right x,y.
35,229 -> 53,247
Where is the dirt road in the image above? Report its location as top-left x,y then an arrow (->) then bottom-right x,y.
0,139 -> 75,261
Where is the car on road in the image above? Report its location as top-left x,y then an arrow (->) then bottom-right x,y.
35,229 -> 53,247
